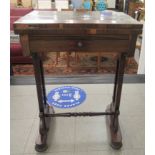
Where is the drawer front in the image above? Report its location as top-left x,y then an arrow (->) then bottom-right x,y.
29,36 -> 130,54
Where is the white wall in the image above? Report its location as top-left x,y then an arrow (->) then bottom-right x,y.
138,24 -> 145,74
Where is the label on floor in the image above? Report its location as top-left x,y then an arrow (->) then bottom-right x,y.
47,86 -> 86,108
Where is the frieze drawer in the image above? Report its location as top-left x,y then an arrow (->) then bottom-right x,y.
29,36 -> 130,53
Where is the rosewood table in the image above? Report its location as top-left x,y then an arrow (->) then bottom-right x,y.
14,10 -> 143,152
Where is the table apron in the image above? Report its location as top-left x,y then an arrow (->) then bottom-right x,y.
29,38 -> 129,53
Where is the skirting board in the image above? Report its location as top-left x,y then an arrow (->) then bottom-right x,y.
10,74 -> 145,85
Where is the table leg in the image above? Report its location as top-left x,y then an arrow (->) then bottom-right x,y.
106,53 -> 126,149
39,57 -> 47,106
32,53 -> 54,152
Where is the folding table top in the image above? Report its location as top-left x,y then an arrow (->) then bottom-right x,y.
14,10 -> 142,26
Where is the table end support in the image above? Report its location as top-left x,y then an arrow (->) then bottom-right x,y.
35,106 -> 55,152
105,104 -> 122,150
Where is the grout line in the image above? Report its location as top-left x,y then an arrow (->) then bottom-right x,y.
22,151 -> 75,155
73,116 -> 76,154
21,148 -> 144,155
22,118 -> 36,154
74,115 -> 77,153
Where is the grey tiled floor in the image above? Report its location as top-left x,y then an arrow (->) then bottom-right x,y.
11,84 -> 145,155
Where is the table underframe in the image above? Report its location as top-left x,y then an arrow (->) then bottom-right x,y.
32,52 -> 126,152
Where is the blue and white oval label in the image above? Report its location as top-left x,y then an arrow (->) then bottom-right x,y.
47,86 -> 86,109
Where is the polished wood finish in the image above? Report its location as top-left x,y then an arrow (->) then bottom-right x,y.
14,10 -> 143,152
29,37 -> 129,53
14,11 -> 142,57
32,53 -> 55,152
105,53 -> 126,149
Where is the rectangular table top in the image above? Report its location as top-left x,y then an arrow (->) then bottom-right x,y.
13,10 -> 143,57
14,10 -> 142,26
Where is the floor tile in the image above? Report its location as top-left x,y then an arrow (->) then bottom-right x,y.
46,84 -> 112,95
10,119 -> 34,154
123,149 -> 145,155
75,117 -> 110,152
24,152 -> 74,155
120,93 -> 145,116
75,94 -> 112,112
120,116 -> 145,149
122,84 -> 145,95
24,118 -> 75,154
11,84 -> 145,155
11,96 -> 38,120
108,84 -> 145,95
46,117 -> 75,153
74,150 -> 123,155
10,154 -> 23,155
74,149 -> 132,155
11,85 -> 37,96
107,149 -> 124,155
76,149 -> 145,155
